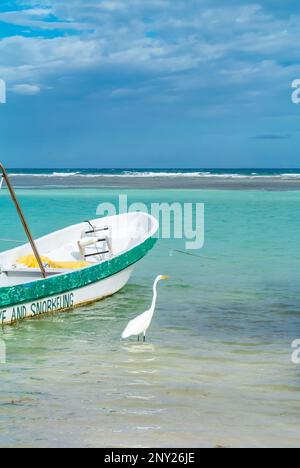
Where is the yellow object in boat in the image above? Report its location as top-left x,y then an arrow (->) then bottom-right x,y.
17,255 -> 90,270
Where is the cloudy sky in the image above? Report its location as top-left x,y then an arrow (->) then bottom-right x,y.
0,0 -> 300,168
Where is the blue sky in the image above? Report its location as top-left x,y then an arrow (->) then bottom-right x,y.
0,0 -> 300,168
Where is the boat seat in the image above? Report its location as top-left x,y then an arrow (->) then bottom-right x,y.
16,255 -> 90,270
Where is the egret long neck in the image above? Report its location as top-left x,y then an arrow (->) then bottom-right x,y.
150,279 -> 159,314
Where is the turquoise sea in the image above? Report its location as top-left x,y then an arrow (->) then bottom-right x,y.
1,185 -> 300,448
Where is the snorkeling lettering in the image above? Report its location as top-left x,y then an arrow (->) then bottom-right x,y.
31,293 -> 74,316
0,293 -> 75,324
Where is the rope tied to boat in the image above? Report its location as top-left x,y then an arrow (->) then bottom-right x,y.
170,249 -> 217,260
0,238 -> 25,243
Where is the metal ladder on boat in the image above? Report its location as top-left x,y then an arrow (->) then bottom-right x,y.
81,221 -> 113,261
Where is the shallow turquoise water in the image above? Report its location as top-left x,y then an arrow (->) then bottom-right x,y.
1,188 -> 300,447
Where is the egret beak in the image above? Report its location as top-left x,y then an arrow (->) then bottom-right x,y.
161,275 -> 170,280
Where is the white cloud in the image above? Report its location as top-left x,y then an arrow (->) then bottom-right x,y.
0,7 -> 84,31
22,8 -> 53,17
98,1 -> 126,12
12,84 -> 41,95
0,35 -> 101,83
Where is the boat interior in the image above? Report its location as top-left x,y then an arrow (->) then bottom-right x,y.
0,212 -> 157,287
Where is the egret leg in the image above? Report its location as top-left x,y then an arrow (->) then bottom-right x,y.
138,335 -> 140,342
143,333 -> 146,343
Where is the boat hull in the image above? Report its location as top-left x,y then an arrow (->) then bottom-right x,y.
0,265 -> 134,325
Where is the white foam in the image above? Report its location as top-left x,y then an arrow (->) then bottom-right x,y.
9,172 -> 81,177
7,171 -> 300,180
52,172 -> 81,177
280,173 -> 300,179
115,171 -> 212,178
9,171 -> 212,178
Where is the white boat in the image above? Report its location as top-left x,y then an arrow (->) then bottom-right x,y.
0,164 -> 158,325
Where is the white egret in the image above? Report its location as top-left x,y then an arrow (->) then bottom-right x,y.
121,275 -> 169,342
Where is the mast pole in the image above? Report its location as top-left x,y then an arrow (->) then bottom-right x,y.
0,163 -> 46,278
